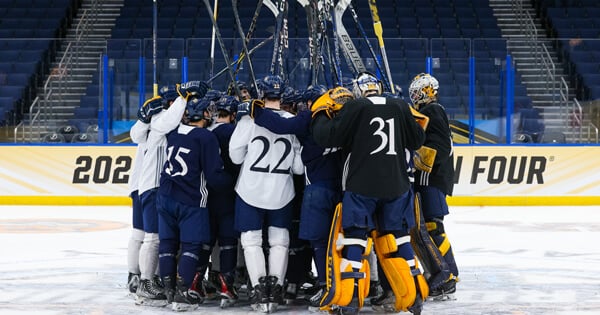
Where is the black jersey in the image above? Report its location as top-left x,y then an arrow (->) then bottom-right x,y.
414,101 -> 455,196
311,96 -> 425,199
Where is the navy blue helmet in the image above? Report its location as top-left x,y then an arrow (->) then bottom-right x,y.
185,97 -> 211,122
302,84 -> 327,104
258,75 -> 285,99
214,95 -> 240,113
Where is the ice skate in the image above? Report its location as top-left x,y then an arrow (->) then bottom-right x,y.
283,282 -> 298,305
127,273 -> 140,297
307,285 -> 326,312
162,275 -> 176,304
266,275 -> 284,312
250,276 -> 269,313
135,278 -> 168,307
427,278 -> 457,302
337,296 -> 360,315
171,277 -> 202,311
370,289 -> 396,313
204,270 -> 220,300
218,272 -> 238,308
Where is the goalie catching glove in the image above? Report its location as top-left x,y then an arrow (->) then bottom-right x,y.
176,80 -> 209,101
137,96 -> 163,123
310,86 -> 354,119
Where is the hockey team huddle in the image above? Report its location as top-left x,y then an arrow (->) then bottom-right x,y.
127,71 -> 458,315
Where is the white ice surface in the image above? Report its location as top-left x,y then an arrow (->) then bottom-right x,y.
1,205 -> 600,314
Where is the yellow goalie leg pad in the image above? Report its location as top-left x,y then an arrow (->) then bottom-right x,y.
319,203 -> 371,311
372,231 -> 418,312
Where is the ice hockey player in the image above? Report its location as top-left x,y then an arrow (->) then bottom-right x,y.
229,74 -> 304,313
248,85 -> 352,310
205,95 -> 242,308
130,81 -> 208,307
409,73 -> 459,300
157,96 -> 233,311
127,94 -> 166,296
310,72 -> 429,315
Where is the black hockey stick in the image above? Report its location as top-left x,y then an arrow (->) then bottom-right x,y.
348,2 -> 391,92
232,0 -> 258,90
208,34 -> 274,83
265,0 -> 288,78
202,0 -> 242,98
317,0 -> 341,87
233,0 -> 263,77
368,0 -> 395,94
328,0 -> 344,86
297,0 -> 320,86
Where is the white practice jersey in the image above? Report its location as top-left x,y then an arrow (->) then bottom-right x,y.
229,112 -> 304,210
136,96 -> 187,195
128,120 -> 150,193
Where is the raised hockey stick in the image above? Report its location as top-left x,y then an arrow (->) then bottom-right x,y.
202,0 -> 242,98
265,0 -> 288,78
347,2 -> 391,92
368,0 -> 395,94
297,0 -> 320,86
208,0 -> 219,85
328,0 -> 344,86
208,34 -> 274,83
316,0 -> 341,87
232,0 -> 258,90
232,0 -> 263,77
334,0 -> 367,76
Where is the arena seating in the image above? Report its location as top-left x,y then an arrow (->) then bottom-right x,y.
0,0 -> 74,126
540,0 -> 600,100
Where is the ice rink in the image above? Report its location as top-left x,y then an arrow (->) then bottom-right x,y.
1,204 -> 599,315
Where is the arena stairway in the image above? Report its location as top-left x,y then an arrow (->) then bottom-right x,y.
19,0 -> 123,142
489,0 -> 581,142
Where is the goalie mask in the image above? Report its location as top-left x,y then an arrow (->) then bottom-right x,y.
353,72 -> 383,98
409,73 -> 439,108
257,75 -> 285,100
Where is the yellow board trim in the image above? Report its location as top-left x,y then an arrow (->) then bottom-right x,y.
448,196 -> 600,206
0,196 -> 132,206
1,196 -> 600,206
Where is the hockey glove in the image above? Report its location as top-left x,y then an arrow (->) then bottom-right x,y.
235,99 -> 264,120
310,93 -> 335,119
137,96 -> 164,123
177,80 -> 209,101
410,106 -> 430,130
414,145 -> 437,173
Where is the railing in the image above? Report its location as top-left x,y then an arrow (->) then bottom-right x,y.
13,96 -> 39,143
559,77 -> 569,128
589,122 -> 599,143
572,98 -> 583,142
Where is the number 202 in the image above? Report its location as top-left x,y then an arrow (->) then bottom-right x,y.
72,155 -> 131,184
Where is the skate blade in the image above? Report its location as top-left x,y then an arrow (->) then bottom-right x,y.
135,296 -> 168,307
171,302 -> 198,312
308,305 -> 330,313
251,302 -> 270,313
427,293 -> 456,302
220,298 -> 237,308
371,304 -> 396,313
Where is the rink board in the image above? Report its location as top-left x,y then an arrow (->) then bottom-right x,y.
0,145 -> 599,205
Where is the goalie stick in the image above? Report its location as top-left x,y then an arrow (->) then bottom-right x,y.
348,2 -> 392,92
333,0 -> 367,76
368,0 -> 395,94
202,0 -> 242,99
232,0 -> 259,91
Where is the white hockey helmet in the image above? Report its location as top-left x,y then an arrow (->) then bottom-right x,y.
409,73 -> 439,107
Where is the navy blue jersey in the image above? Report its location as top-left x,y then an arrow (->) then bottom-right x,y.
254,108 -> 343,189
209,122 -> 240,178
159,124 -> 233,207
